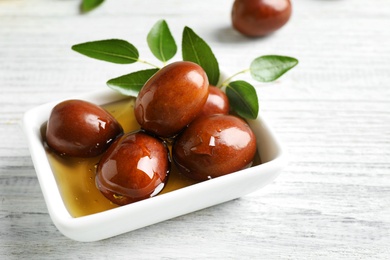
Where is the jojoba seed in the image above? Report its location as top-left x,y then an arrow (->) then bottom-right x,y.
96,131 -> 170,206
135,61 -> 209,137
232,0 -> 292,37
45,99 -> 123,157
197,86 -> 230,118
173,114 -> 257,181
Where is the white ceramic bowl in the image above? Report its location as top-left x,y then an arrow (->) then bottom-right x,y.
22,89 -> 287,242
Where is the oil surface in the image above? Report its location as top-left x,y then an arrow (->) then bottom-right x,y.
45,97 -> 260,218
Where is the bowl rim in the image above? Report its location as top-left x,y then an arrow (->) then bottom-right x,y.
22,88 -> 288,242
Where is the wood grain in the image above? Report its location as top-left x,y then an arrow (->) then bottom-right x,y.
1,0 -> 389,259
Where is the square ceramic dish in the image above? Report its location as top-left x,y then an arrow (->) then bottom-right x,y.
22,89 -> 287,242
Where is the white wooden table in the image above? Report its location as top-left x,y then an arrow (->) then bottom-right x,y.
1,0 -> 390,258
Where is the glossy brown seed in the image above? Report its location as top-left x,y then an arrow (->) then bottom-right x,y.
172,114 -> 257,181
96,131 -> 170,206
45,99 -> 123,157
197,86 -> 230,119
232,0 -> 292,37
135,61 -> 209,138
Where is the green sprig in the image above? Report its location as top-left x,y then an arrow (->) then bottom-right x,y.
72,39 -> 139,64
71,20 -> 298,120
147,20 -> 177,65
182,27 -> 220,86
81,0 -> 105,13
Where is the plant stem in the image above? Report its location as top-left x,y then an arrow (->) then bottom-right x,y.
138,59 -> 161,69
219,68 -> 250,88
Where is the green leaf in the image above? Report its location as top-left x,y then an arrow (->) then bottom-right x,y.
106,68 -> 159,96
226,80 -> 259,120
147,20 -> 177,63
72,39 -> 139,64
250,55 -> 298,82
182,26 -> 220,86
81,0 -> 105,13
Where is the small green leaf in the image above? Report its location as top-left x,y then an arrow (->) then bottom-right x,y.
72,39 -> 139,64
81,0 -> 105,13
250,55 -> 298,82
147,20 -> 177,63
107,69 -> 159,96
226,80 -> 259,120
182,26 -> 220,86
